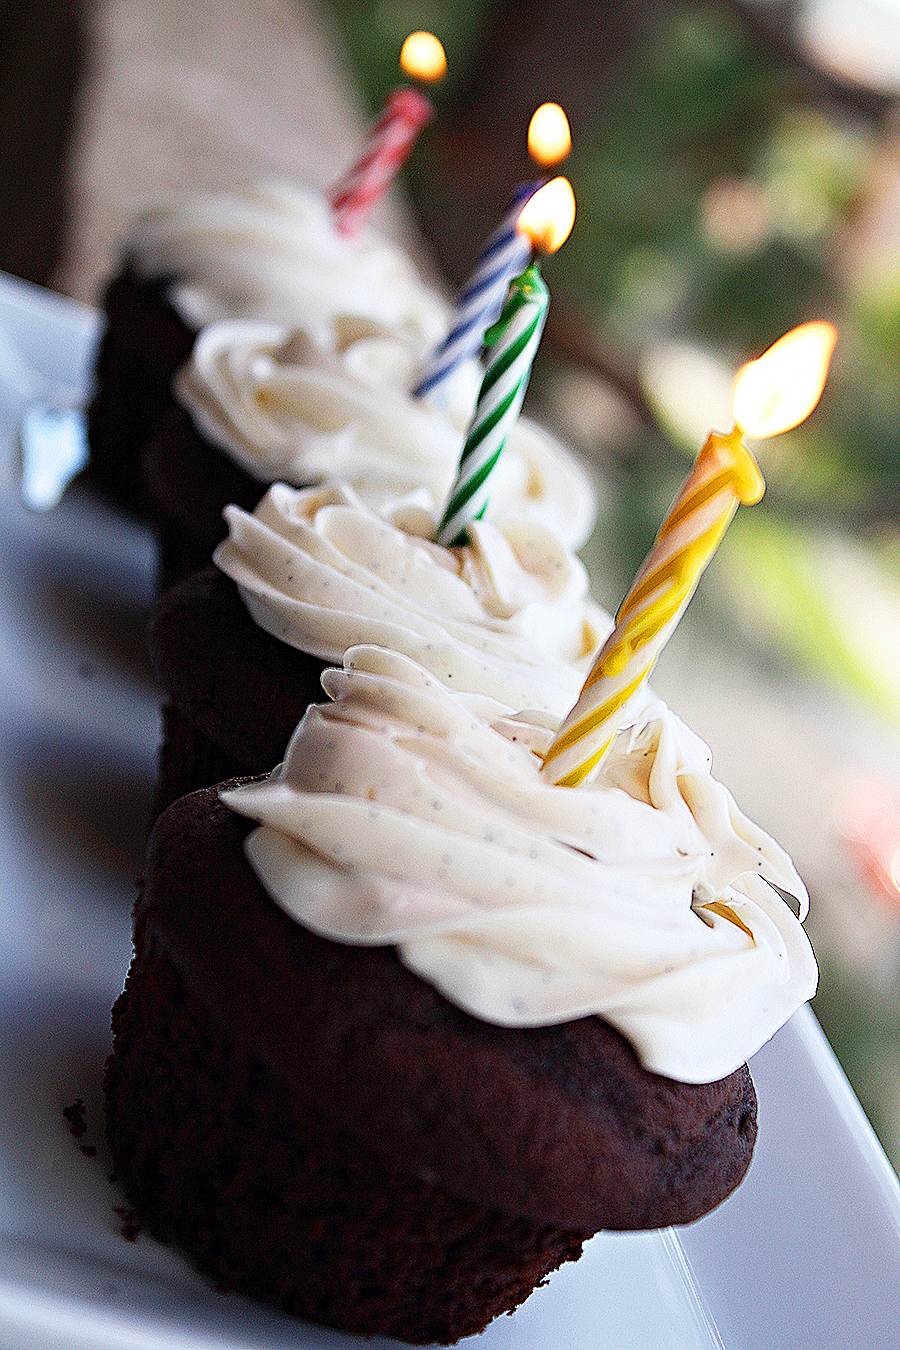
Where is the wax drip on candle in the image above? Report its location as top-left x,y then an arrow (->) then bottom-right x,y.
541,321 -> 837,788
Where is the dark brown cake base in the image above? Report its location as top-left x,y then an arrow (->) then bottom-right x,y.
144,406 -> 270,590
153,702 -> 243,820
149,568 -> 328,812
105,784 -> 757,1342
107,935 -> 586,1344
86,265 -> 196,518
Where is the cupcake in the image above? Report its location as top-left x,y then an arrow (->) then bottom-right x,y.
105,644 -> 817,1343
149,479 -> 608,810
144,311 -> 594,587
85,181 -> 456,516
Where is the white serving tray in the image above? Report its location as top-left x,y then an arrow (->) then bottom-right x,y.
0,270 -> 897,1349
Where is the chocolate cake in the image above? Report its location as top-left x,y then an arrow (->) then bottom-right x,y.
143,406 -> 267,591
105,782 -> 758,1344
148,566 -> 327,812
107,630 -> 820,1339
86,264 -> 195,517
82,180 -> 468,525
147,479 -> 608,814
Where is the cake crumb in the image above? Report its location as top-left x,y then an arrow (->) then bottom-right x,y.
65,1099 -> 100,1158
63,1097 -> 88,1139
114,1204 -> 141,1242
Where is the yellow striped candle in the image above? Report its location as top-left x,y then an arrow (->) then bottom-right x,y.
541,321 -> 837,788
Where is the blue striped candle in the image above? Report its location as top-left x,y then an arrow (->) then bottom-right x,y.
412,182 -> 543,402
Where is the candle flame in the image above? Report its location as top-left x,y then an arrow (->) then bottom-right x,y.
527,103 -> 572,166
516,176 -> 576,254
732,321 -> 837,438
400,31 -> 447,83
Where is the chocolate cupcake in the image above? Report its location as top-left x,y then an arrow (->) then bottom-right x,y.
86,264 -> 195,517
142,311 -> 595,589
107,643 -> 816,1341
148,480 -> 609,811
149,566 -> 327,812
142,312 -> 478,588
143,404 -> 264,591
84,181 -> 458,518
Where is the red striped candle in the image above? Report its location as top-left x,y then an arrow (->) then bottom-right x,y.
330,87 -> 434,237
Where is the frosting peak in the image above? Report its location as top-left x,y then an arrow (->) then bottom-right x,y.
222,645 -> 818,1084
213,481 -> 608,716
126,180 -> 450,345
176,317 -> 597,548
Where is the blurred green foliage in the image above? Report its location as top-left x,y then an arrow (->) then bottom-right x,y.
330,0 -> 900,503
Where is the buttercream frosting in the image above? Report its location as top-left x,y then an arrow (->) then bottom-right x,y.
222,644 -> 817,1085
213,481 -> 608,717
175,318 -> 596,548
125,181 -> 449,346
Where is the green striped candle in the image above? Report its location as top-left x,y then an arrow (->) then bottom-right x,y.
436,261 -> 549,547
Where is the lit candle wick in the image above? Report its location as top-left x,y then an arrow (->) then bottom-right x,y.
400,31 -> 447,83
528,104 -> 572,166
541,322 -> 837,787
516,176 -> 576,254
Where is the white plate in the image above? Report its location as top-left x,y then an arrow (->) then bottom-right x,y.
0,270 -> 897,1349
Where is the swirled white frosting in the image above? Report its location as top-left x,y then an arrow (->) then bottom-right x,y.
222,645 -> 817,1084
175,318 -> 596,548
125,181 -> 449,347
214,481 -> 608,717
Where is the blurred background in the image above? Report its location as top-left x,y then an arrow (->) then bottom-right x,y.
5,0 -> 900,1166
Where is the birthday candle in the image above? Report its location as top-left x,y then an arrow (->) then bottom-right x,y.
414,108 -> 572,404
436,261 -> 549,546
330,87 -> 434,237
412,182 -> 542,402
432,178 -> 574,546
330,35 -> 444,238
541,321 -> 837,788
